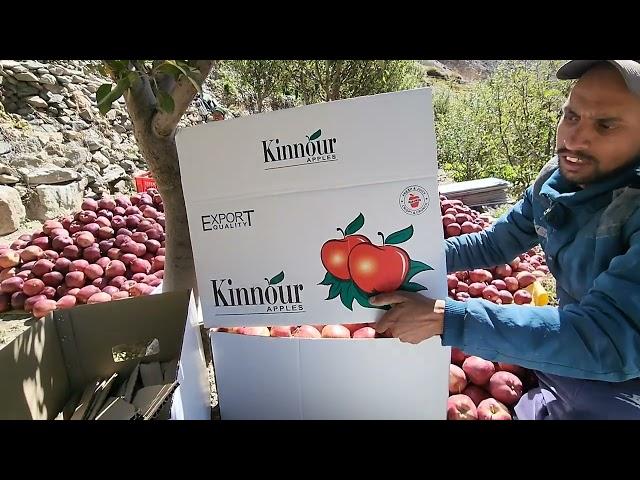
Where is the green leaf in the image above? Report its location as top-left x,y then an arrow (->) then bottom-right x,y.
157,90 -> 175,114
385,225 -> 414,245
319,271 -> 337,286
406,259 -> 434,281
97,76 -> 130,115
352,284 -> 376,309
340,282 -> 356,311
308,129 -> 321,141
96,84 -> 112,106
105,60 -> 129,74
269,271 -> 285,285
169,60 -> 203,94
127,71 -> 140,87
400,281 -> 428,293
344,213 -> 365,236
155,62 -> 183,78
326,281 -> 342,300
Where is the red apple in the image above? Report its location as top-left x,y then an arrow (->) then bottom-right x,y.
447,394 -> 477,420
348,234 -> 410,294
463,384 -> 491,406
320,230 -> 369,281
449,364 -> 467,394
462,356 -> 496,386
489,371 -> 523,406
477,398 -> 512,420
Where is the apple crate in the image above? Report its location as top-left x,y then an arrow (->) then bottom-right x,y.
134,171 -> 157,193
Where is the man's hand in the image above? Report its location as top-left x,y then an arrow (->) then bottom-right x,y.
369,291 -> 446,344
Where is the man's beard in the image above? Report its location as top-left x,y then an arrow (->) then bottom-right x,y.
556,148 -> 640,185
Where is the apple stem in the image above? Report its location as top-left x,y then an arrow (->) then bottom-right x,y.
336,227 -> 346,238
378,231 -> 385,245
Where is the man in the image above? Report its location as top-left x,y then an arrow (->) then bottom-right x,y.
371,60 -> 640,420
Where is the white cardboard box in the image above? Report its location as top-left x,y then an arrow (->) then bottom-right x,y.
176,88 -> 450,419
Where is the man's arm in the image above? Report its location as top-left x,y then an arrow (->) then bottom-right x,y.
443,215 -> 640,382
446,187 -> 540,273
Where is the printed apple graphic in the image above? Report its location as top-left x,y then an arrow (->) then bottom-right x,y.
319,217 -> 432,310
348,231 -> 410,294
320,213 -> 369,280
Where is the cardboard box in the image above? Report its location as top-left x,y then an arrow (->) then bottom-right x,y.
0,290 -> 210,420
176,88 -> 450,419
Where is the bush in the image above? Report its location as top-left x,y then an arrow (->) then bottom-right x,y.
434,61 -> 571,196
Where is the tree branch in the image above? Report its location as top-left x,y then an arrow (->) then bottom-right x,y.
151,60 -> 214,138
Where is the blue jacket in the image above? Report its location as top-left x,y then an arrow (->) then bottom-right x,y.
442,157 -> 640,383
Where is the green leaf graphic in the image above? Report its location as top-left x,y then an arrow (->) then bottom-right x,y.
327,281 -> 342,300
269,271 -> 285,285
340,282 -> 356,311
406,259 -> 434,281
319,271 -> 339,286
353,284 -> 376,309
308,129 -> 321,141
385,225 -> 414,245
400,281 -> 428,293
344,213 -> 365,236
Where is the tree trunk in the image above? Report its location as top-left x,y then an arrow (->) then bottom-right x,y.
120,60 -> 214,294
134,125 -> 196,293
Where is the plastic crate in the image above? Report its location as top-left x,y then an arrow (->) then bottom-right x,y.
134,171 -> 157,193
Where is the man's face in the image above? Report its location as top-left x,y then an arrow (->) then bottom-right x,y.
556,63 -> 640,185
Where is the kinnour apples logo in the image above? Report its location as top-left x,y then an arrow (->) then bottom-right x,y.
212,271 -> 304,314
262,128 -> 338,169
319,213 -> 433,311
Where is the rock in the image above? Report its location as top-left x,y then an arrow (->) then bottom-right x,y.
0,185 -> 26,235
62,144 -> 91,164
39,73 -> 57,85
23,60 -> 47,70
37,68 -> 49,75
0,174 -> 19,184
72,120 -> 90,131
10,65 -> 27,74
26,96 -> 48,109
14,71 -> 40,82
47,93 -> 65,104
120,160 -> 136,173
26,179 -> 87,221
86,83 -> 98,93
43,83 -> 64,94
0,141 -> 11,155
62,130 -> 83,142
105,109 -> 118,121
58,115 -> 71,125
48,66 -> 65,76
124,120 -> 133,130
26,166 -> 79,185
0,60 -> 21,69
79,108 -> 93,122
102,164 -> 126,183
47,106 -> 58,116
92,151 -> 111,169
113,180 -> 129,193
71,75 -> 85,84
83,131 -> 105,151
56,76 -> 71,85
113,124 -> 127,134
9,155 -> 50,169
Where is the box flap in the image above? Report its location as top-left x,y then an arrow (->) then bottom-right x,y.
171,292 -> 211,420
54,290 -> 191,392
0,315 -> 71,420
211,332 -> 449,420
177,88 -> 437,203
